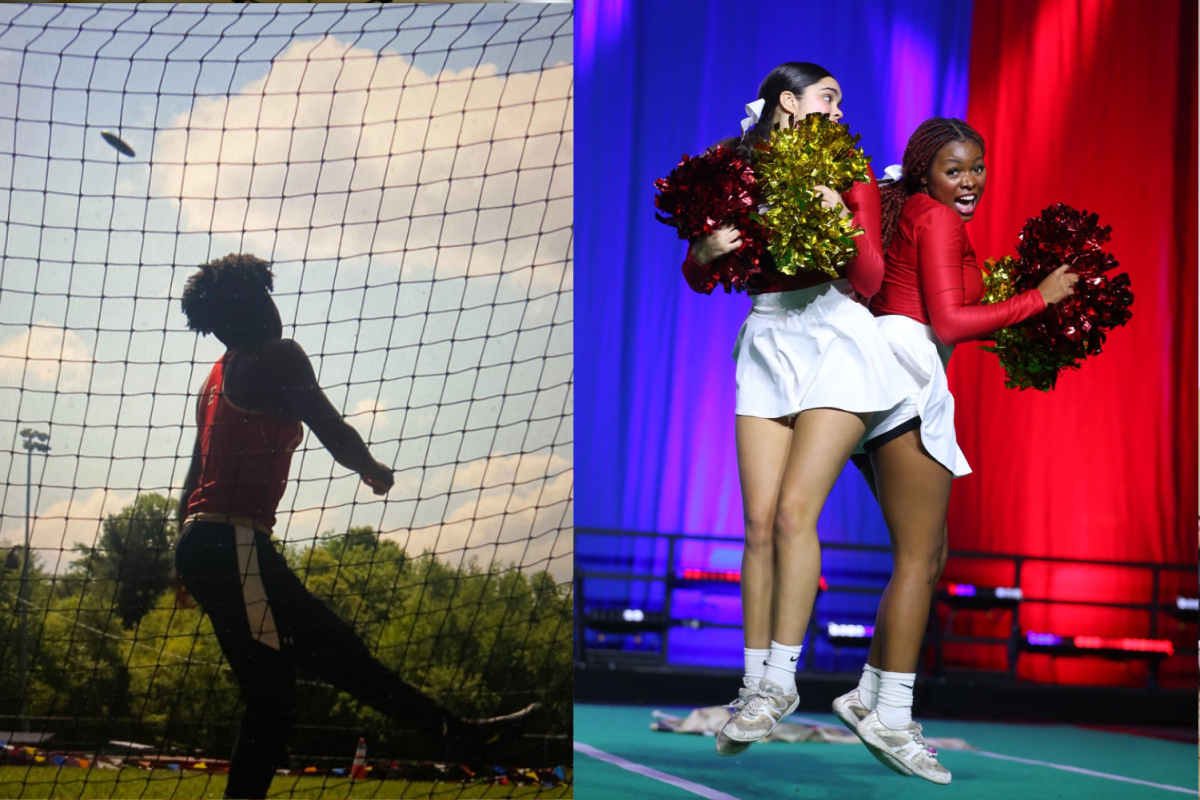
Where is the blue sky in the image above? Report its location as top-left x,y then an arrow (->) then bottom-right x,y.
0,2 -> 573,580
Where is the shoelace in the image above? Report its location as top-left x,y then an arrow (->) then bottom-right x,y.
727,680 -> 757,712
910,723 -> 938,758
741,691 -> 768,720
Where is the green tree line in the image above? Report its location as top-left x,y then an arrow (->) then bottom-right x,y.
0,494 -> 572,763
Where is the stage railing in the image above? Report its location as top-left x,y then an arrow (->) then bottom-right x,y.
575,528 -> 1198,688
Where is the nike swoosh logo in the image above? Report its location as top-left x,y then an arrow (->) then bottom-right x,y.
901,684 -> 913,690
790,656 -> 799,662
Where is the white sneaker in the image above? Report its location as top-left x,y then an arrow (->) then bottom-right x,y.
831,688 -> 870,736
715,677 -> 758,757
718,678 -> 799,744
857,710 -> 952,785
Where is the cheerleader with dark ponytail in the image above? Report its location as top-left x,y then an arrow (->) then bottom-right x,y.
678,64 -> 913,759
831,119 -> 1078,785
685,63 -> 890,297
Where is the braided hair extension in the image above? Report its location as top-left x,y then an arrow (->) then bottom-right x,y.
879,117 -> 986,252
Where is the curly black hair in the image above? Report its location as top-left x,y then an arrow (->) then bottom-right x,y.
180,253 -> 275,338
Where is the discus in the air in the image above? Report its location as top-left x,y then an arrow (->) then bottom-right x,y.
101,130 -> 135,157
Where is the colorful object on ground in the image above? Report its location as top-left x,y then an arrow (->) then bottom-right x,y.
981,205 -> 1134,391
350,738 -> 368,780
653,144 -> 767,293
752,113 -> 871,278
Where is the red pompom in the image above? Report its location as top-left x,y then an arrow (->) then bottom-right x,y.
653,145 -> 768,293
1016,205 -> 1134,355
985,204 -> 1134,390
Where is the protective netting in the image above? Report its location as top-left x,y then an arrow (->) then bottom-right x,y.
0,3 -> 573,797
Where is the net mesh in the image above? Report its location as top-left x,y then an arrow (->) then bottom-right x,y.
0,2 -> 573,796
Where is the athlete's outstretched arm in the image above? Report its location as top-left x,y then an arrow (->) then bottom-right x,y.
235,339 -> 395,494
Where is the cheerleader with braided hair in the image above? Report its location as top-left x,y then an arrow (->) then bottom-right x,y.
680,63 -> 912,758
829,119 -> 1078,784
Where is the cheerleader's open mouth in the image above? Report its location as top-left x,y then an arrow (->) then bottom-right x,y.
954,193 -> 978,215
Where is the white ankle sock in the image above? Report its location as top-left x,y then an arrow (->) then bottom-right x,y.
857,663 -> 881,710
876,670 -> 915,729
744,648 -> 769,682
762,641 -> 802,693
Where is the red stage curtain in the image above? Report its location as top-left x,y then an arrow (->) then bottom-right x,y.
943,0 -> 1197,685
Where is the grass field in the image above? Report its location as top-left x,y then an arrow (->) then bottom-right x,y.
0,767 -> 572,799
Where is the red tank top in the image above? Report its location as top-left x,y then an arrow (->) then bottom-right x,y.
186,351 -> 303,530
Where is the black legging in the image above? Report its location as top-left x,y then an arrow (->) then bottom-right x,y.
175,519 -> 452,799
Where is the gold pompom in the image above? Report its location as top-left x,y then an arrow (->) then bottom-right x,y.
752,114 -> 872,278
981,256 -> 1018,304
981,255 -> 1070,391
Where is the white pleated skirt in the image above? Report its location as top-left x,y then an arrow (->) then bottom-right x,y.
732,280 -> 913,420
857,314 -> 972,477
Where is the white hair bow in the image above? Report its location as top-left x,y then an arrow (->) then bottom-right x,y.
883,164 -> 904,183
741,99 -> 766,135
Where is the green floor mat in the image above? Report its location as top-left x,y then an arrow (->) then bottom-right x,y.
574,704 -> 1196,800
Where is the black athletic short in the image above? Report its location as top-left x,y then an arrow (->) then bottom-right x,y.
850,416 -> 922,473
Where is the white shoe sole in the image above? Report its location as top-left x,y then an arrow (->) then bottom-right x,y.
720,694 -> 801,743
919,769 -> 952,785
856,724 -> 917,777
857,725 -> 952,784
714,732 -> 751,757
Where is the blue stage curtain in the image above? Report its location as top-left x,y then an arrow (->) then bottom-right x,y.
577,0 -> 974,544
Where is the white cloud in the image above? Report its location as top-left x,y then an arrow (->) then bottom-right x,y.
450,450 -> 570,493
267,450 -> 573,579
350,397 -> 390,432
149,35 -> 573,279
383,451 -> 572,579
0,323 -> 94,392
0,488 -> 136,573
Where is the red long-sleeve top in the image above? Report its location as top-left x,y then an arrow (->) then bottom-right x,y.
681,164 -> 886,298
870,193 -> 1046,345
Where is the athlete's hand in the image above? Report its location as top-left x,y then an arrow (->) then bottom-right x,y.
360,461 -> 394,495
690,224 -> 743,265
812,184 -> 849,219
1037,264 -> 1079,305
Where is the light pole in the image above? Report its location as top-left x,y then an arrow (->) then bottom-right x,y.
18,428 -> 50,733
